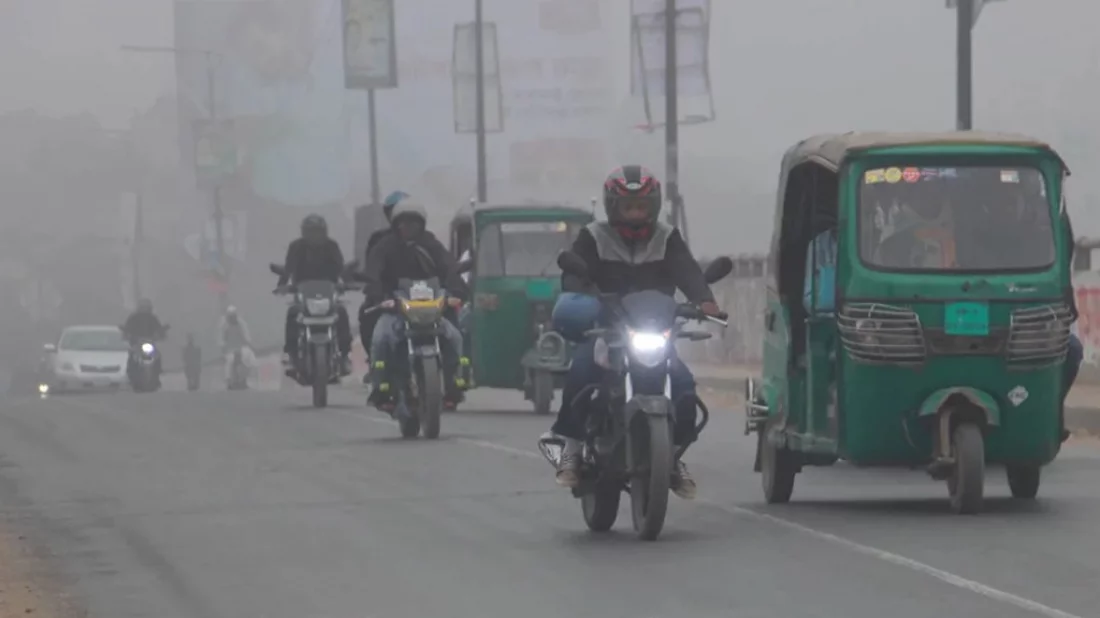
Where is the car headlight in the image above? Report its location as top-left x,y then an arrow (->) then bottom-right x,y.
628,329 -> 670,367
305,297 -> 332,316
141,343 -> 155,355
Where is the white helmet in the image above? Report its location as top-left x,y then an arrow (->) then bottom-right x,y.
226,305 -> 238,316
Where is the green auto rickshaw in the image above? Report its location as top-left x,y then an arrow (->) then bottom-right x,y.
745,131 -> 1074,514
451,202 -> 595,414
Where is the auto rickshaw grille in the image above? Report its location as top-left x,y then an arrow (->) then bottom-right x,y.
1006,303 -> 1073,368
837,303 -> 926,365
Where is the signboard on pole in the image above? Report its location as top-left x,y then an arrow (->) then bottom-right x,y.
193,118 -> 237,188
629,1 -> 714,127
452,21 -> 504,134
342,0 -> 398,89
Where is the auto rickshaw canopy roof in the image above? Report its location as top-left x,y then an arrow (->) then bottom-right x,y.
779,131 -> 1067,172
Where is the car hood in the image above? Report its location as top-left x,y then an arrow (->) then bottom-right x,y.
56,350 -> 128,367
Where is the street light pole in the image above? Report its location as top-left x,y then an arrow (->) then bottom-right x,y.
474,0 -> 488,203
956,0 -> 973,130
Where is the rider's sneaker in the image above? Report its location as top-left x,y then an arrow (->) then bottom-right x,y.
671,460 -> 697,500
368,388 -> 395,412
339,355 -> 352,376
556,439 -> 582,488
281,353 -> 292,368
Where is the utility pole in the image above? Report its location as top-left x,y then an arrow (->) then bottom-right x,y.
664,0 -> 687,242
956,0 -> 973,130
474,0 -> 488,202
205,51 -> 227,309
133,192 -> 143,302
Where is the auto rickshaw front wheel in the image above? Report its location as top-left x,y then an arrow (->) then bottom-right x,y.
1006,465 -> 1040,499
759,424 -> 797,504
947,423 -> 985,515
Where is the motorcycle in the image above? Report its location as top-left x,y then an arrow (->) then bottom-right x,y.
226,347 -> 249,390
270,264 -> 353,408
126,325 -> 170,393
364,278 -> 459,439
538,253 -> 732,541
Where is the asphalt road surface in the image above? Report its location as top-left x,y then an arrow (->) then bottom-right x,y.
0,380 -> 1097,618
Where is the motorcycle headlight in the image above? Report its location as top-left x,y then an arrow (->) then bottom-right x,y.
628,329 -> 670,368
305,297 -> 332,316
140,343 -> 155,355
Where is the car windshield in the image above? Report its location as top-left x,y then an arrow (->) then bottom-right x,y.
59,329 -> 129,352
476,220 -> 583,277
858,165 -> 1056,272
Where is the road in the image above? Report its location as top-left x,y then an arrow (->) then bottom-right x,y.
0,380 -> 1097,618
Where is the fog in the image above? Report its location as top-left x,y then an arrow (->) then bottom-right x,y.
1,0 -> 1098,370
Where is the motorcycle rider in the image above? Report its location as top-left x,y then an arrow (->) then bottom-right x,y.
276,214 -> 353,375
362,200 -> 469,411
182,333 -> 202,390
217,305 -> 255,385
360,190 -> 410,384
549,165 -> 722,500
121,298 -> 167,377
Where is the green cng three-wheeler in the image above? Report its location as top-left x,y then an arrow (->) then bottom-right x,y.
450,203 -> 594,414
744,131 -> 1074,514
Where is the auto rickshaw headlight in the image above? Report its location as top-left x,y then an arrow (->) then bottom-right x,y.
854,319 -> 882,345
628,329 -> 670,368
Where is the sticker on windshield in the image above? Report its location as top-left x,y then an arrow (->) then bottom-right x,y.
884,167 -> 902,183
902,167 -> 921,183
1000,170 -> 1020,183
864,169 -> 886,184
409,281 -> 434,301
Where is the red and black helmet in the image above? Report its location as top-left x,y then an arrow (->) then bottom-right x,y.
603,165 -> 662,229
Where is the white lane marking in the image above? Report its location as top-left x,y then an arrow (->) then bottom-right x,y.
338,406 -> 1083,618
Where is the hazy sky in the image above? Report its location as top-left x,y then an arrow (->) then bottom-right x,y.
3,0 -> 1100,252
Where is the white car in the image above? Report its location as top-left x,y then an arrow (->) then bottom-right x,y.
46,326 -> 130,392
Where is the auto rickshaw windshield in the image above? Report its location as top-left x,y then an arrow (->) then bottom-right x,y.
476,221 -> 582,276
859,166 -> 1055,272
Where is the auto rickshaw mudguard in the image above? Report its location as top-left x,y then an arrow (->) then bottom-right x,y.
917,387 -> 1001,427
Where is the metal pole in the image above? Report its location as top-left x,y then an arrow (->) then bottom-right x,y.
474,0 -> 488,202
664,0 -> 684,239
956,0 -> 973,130
367,89 -> 381,206
133,192 -> 143,302
206,52 -> 227,308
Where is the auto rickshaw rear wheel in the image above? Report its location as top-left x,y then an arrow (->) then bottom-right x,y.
1006,465 -> 1040,499
760,425 -> 797,504
947,423 -> 985,514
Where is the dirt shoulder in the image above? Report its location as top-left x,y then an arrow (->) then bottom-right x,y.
0,523 -> 74,618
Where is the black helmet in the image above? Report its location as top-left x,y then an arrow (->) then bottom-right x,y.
602,165 -> 662,229
301,214 -> 328,243
390,200 -> 427,229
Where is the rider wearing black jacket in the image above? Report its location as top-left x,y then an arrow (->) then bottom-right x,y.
277,214 -> 353,374
551,165 -> 721,500
362,201 -> 469,409
121,298 -> 166,375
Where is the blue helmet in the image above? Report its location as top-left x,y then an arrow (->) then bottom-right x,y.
552,292 -> 602,342
382,191 -> 410,220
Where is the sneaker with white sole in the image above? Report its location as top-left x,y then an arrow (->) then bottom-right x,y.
671,460 -> 697,500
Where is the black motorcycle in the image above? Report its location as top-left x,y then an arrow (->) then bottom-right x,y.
362,278 -> 458,439
271,264 -> 353,408
539,253 -> 732,541
126,325 -> 170,393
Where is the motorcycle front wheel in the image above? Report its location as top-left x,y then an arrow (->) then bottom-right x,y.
629,415 -> 672,541
311,348 -> 329,408
417,356 -> 443,439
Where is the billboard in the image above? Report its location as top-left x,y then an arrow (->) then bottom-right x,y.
174,0 -> 351,208
342,0 -> 398,90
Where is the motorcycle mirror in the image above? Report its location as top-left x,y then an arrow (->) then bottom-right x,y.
269,263 -> 286,276
557,251 -> 588,278
42,343 -> 56,354
703,256 -> 734,284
